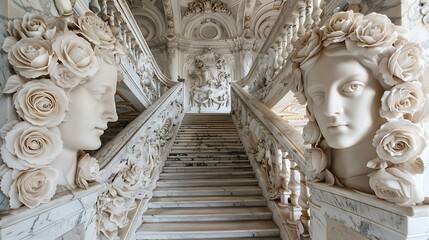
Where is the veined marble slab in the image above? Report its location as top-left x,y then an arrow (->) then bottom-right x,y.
0,184 -> 103,240
308,182 -> 429,240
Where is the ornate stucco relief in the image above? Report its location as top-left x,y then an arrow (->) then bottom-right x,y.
188,48 -> 231,112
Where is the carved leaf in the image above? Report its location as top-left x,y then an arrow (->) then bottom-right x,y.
397,158 -> 425,175
3,75 -> 26,94
2,36 -> 17,53
367,157 -> 388,169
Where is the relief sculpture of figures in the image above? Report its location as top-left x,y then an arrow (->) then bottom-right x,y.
0,11 -> 124,209
290,10 -> 429,206
189,48 -> 231,112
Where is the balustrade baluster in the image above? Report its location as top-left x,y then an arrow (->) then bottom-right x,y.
276,38 -> 284,70
89,0 -> 101,13
291,13 -> 299,44
298,168 -> 310,239
114,12 -> 124,42
312,0 -> 322,26
106,0 -> 115,26
278,151 -> 291,209
100,0 -> 108,21
286,24 -> 293,54
281,29 -> 288,65
305,0 -> 314,30
287,159 -> 301,223
297,3 -> 306,37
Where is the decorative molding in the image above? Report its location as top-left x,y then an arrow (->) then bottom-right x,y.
188,48 -> 231,112
185,0 -> 232,16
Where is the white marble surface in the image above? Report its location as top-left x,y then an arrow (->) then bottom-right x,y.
309,182 -> 429,240
0,184 -> 102,239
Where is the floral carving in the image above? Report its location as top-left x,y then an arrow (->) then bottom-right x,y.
290,10 -> 428,205
379,42 -> 426,86
373,119 -> 426,164
1,11 -> 122,210
368,166 -> 424,205
1,167 -> 58,209
380,81 -> 425,121
14,80 -> 69,127
1,122 -> 62,170
76,152 -> 100,189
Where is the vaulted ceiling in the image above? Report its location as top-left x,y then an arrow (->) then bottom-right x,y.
126,0 -> 283,53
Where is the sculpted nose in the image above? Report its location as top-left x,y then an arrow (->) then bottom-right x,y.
104,94 -> 118,122
323,92 -> 343,116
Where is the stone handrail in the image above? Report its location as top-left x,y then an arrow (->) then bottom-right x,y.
74,0 -> 176,106
231,82 -> 310,239
236,0 -> 347,107
232,81 -> 429,239
0,83 -> 184,239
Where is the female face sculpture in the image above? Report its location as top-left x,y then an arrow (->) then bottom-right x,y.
304,52 -> 384,149
59,60 -> 118,151
291,11 -> 428,205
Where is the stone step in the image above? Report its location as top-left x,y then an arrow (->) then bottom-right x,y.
173,140 -> 242,144
174,137 -> 241,141
172,144 -> 244,148
142,206 -> 271,222
156,178 -> 258,187
167,154 -> 248,159
159,171 -> 255,180
170,147 -> 245,152
162,166 -> 252,172
169,150 -> 246,154
148,195 -> 267,208
153,186 -> 262,197
165,161 -> 250,167
136,221 -> 280,239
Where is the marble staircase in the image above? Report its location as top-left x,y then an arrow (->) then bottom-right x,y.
137,114 -> 281,239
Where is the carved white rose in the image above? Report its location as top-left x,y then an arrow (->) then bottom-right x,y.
373,119 -> 426,164
368,167 -> 424,205
323,10 -> 363,46
380,81 -> 425,121
302,120 -> 321,145
290,28 -> 323,65
52,31 -> 100,78
3,13 -> 56,44
379,42 -> 426,86
14,79 -> 69,127
304,148 -> 328,181
72,12 -> 116,52
76,153 -> 99,189
1,167 -> 58,209
48,61 -> 84,89
346,13 -> 397,55
1,122 -> 63,170
8,38 -> 53,78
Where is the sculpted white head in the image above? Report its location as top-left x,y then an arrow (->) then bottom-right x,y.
53,59 -> 119,187
302,45 -> 384,192
59,60 -> 118,151
0,11 -> 123,209
291,11 -> 428,203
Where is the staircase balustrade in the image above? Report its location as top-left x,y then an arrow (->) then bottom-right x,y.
94,82 -> 185,240
0,83 -> 185,239
237,0 -> 349,107
74,0 -> 176,107
231,82 -> 308,239
232,81 -> 429,240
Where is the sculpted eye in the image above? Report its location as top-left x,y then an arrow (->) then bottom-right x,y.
341,81 -> 365,94
310,92 -> 324,103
